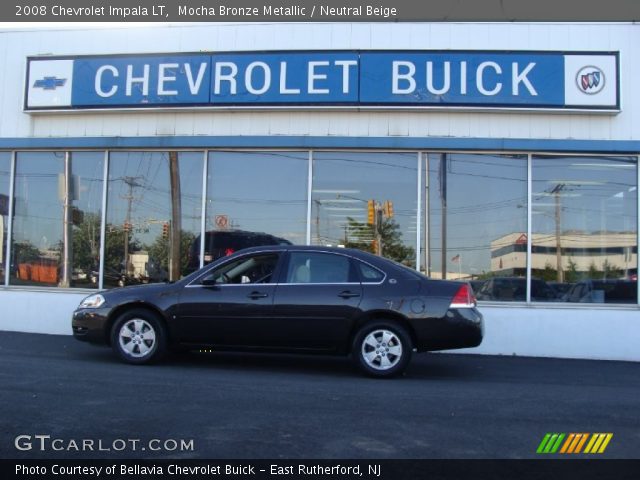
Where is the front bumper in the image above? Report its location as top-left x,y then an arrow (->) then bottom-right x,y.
414,307 -> 484,352
72,308 -> 112,344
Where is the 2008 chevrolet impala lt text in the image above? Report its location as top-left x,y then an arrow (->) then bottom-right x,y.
72,246 -> 483,377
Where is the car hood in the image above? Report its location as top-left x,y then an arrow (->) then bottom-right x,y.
101,282 -> 178,303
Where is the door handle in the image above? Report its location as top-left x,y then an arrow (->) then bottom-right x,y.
247,291 -> 269,299
338,291 -> 360,299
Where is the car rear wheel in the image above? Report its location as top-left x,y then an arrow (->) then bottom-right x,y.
111,309 -> 166,364
353,321 -> 412,378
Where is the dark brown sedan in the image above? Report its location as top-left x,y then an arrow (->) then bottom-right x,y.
73,246 -> 483,377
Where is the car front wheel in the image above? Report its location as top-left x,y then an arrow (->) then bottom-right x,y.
111,309 -> 167,364
353,322 -> 412,378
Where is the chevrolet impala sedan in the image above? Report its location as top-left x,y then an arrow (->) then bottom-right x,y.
72,246 -> 483,377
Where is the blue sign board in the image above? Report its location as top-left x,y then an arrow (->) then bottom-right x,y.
25,51 -> 620,111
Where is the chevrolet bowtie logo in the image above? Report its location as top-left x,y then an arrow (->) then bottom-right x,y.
33,76 -> 67,90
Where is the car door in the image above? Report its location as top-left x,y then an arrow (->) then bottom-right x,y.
176,251 -> 283,347
270,251 -> 363,351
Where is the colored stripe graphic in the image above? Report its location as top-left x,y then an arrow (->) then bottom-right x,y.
538,433 -> 613,454
584,433 -> 613,454
537,433 -> 565,454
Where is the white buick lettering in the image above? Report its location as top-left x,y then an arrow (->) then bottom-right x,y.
392,60 -> 538,96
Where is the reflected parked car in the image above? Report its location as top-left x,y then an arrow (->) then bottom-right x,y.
476,276 -> 557,302
186,230 -> 292,273
73,246 -> 483,377
469,280 -> 486,294
547,281 -> 574,299
561,279 -> 637,304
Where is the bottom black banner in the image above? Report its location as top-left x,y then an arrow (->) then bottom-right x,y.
4,459 -> 640,480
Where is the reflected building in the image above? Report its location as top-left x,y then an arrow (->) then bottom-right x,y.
491,232 -> 638,279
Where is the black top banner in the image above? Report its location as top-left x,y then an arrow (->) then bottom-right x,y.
3,0 -> 640,22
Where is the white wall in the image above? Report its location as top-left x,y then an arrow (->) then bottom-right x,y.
458,305 -> 640,361
0,289 -> 86,335
0,22 -> 637,142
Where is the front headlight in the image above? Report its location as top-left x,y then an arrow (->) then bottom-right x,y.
78,293 -> 106,309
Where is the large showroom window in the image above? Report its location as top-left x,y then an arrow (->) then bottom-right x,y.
105,151 -> 204,287
10,151 -> 104,288
204,151 -> 308,266
1,148 -> 637,305
0,152 -> 11,284
531,155 -> 638,304
424,153 -> 529,302
311,152 -> 418,268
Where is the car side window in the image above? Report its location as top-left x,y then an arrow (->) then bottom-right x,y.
201,254 -> 279,285
356,261 -> 385,283
286,252 -> 353,284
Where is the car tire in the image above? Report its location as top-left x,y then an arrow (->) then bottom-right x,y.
352,321 -> 412,378
110,308 -> 167,365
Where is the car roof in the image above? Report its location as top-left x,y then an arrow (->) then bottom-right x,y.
237,244 -> 372,257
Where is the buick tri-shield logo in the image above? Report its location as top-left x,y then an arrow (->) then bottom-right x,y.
576,66 -> 605,95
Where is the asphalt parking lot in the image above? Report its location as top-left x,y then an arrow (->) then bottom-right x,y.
1,331 -> 638,459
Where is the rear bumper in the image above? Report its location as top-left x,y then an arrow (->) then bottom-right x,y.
414,307 -> 484,352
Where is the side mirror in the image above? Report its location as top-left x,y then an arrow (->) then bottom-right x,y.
241,275 -> 251,284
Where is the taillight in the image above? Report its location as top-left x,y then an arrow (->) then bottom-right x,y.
450,284 -> 476,309
224,248 -> 235,256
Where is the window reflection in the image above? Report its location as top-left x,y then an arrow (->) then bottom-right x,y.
0,152 -> 11,283
2,147 -> 637,306
531,155 -> 637,303
425,153 -> 528,302
312,152 -> 417,268
10,152 -> 104,288
105,151 -> 203,287
202,151 -> 307,267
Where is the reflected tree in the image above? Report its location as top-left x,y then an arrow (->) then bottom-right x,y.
345,217 -> 414,265
147,230 -> 196,277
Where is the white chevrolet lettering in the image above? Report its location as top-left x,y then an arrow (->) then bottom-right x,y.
214,62 -> 237,94
426,61 -> 450,95
308,61 -> 330,94
476,61 -> 502,96
392,61 -> 416,94
185,62 -> 208,95
335,59 -> 358,94
512,62 -> 537,96
94,65 -> 118,97
279,61 -> 300,94
125,64 -> 150,96
157,63 -> 178,95
245,61 -> 271,95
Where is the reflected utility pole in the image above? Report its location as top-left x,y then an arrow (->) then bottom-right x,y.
169,152 -> 182,281
550,183 -> 566,283
439,153 -> 447,279
121,176 -> 143,276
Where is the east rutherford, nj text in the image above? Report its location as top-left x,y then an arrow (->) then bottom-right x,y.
16,463 -> 377,476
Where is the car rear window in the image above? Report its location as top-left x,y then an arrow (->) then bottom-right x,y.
357,261 -> 385,282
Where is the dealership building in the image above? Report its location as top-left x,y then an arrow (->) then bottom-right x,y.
0,22 -> 638,361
